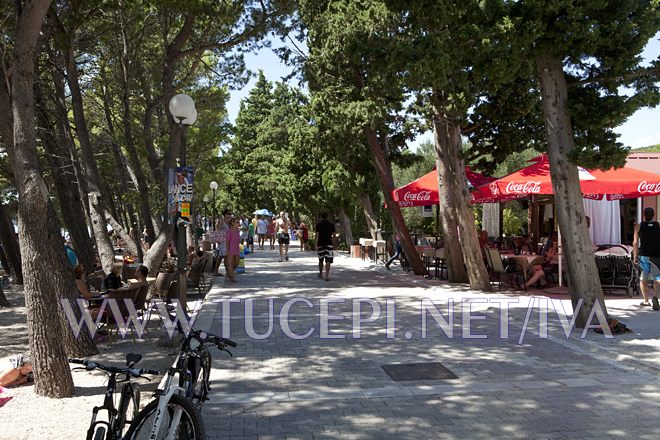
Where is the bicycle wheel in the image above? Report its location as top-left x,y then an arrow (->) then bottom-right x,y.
116,382 -> 140,433
124,393 -> 206,440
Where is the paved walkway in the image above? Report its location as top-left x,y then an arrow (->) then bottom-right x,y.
196,248 -> 660,440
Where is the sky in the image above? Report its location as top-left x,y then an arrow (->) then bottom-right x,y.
225,35 -> 660,151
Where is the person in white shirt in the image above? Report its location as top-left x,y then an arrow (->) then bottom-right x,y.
256,216 -> 268,250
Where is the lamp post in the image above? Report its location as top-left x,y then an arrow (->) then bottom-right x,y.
169,93 -> 196,303
203,195 -> 209,231
210,181 -> 218,231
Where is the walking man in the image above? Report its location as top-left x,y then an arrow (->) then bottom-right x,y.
256,215 -> 268,250
634,207 -> 660,310
276,212 -> 292,262
315,212 -> 336,281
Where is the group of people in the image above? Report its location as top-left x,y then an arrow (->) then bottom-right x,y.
206,210 -> 335,281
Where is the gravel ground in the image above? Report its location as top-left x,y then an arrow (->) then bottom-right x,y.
0,283 -> 207,440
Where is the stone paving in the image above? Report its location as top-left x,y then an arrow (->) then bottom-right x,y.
196,247 -> 660,439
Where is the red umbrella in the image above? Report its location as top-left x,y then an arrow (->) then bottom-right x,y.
392,167 -> 494,207
471,154 -> 660,202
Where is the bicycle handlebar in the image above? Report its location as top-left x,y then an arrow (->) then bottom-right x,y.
186,329 -> 237,349
208,335 -> 237,348
69,358 -> 160,377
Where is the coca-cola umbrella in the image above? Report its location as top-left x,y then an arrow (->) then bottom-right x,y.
471,154 -> 660,202
392,167 -> 494,207
470,154 -> 660,287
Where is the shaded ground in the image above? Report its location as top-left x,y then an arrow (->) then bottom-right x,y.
197,248 -> 660,440
0,281 -> 209,440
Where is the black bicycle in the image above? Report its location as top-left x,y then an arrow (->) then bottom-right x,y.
70,353 -> 159,440
177,328 -> 236,409
121,330 -> 236,439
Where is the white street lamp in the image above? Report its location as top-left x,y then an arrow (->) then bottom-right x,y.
168,94 -> 196,123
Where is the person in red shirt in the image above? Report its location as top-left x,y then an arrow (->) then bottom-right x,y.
299,223 -> 309,251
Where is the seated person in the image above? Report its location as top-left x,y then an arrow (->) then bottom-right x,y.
123,265 -> 149,290
103,263 -> 123,290
525,240 -> 559,289
0,354 -> 33,388
186,245 -> 197,267
74,264 -> 93,299
478,230 -> 489,248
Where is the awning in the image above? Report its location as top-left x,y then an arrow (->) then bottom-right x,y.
392,167 -> 494,207
471,154 -> 660,203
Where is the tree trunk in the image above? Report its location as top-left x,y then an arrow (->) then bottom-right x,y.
50,52 -> 94,236
35,84 -> 96,272
9,0 -> 75,398
105,211 -> 138,256
0,203 -> 23,284
358,193 -> 379,240
64,41 -> 115,274
143,224 -> 173,276
431,95 -> 491,291
45,202 -> 98,358
364,127 -> 425,275
536,54 -> 607,328
118,11 -> 157,246
0,53 -> 23,286
0,287 -> 9,307
98,79 -> 141,260
338,206 -> 354,247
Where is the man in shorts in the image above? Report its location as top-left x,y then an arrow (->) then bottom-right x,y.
256,215 -> 268,250
276,212 -> 292,262
315,212 -> 336,281
633,207 -> 660,310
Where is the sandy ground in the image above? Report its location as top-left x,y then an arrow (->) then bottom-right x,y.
0,282 -> 208,440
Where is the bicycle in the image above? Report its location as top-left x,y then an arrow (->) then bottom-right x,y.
176,328 -> 236,409
70,353 -> 159,440
123,329 -> 236,439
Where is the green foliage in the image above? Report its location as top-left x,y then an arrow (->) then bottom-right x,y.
633,144 -> 660,153
502,206 -> 526,237
220,73 -> 326,216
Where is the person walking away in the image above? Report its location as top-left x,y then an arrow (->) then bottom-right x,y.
385,234 -> 402,270
299,223 -> 309,251
248,219 -> 255,253
256,216 -> 268,250
213,210 -> 231,276
225,219 -> 240,282
276,212 -> 292,262
316,213 -> 336,281
267,217 -> 276,250
634,207 -> 660,310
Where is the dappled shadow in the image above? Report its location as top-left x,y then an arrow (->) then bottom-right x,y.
199,250 -> 660,438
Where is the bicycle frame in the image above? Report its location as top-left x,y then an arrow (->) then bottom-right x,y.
86,372 -> 119,439
147,371 -> 188,440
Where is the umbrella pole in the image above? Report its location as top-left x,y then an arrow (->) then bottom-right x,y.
435,204 -> 440,243
558,227 -> 563,286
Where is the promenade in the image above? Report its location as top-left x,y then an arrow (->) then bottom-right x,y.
196,248 -> 660,440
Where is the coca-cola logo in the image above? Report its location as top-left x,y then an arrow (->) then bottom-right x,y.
403,191 -> 432,202
505,181 -> 543,194
638,181 -> 660,194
